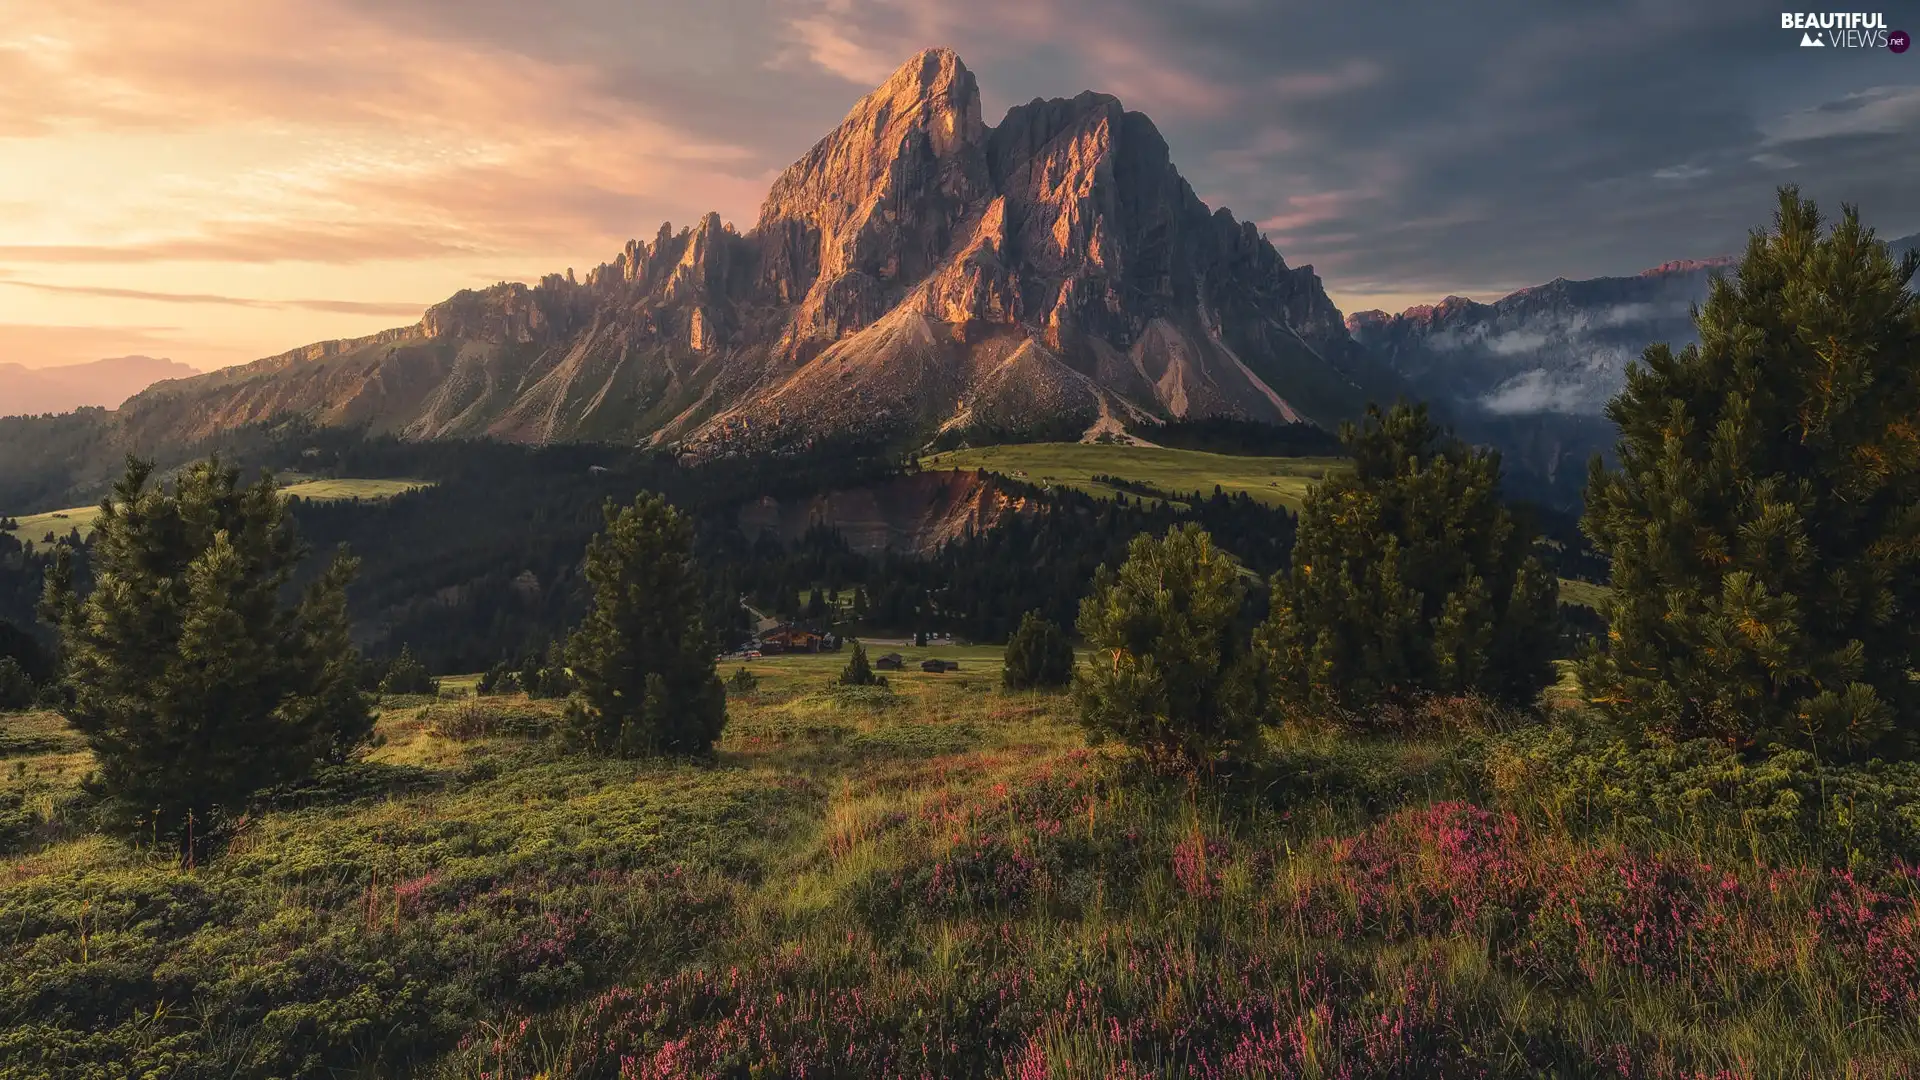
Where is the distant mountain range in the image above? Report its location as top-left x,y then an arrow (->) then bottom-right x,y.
1347,232 -> 1919,500
0,355 -> 200,418
116,49 -> 1402,458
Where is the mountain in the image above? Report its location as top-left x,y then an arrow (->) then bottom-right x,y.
0,355 -> 200,418
119,49 -> 1399,456
1346,231 -> 1919,503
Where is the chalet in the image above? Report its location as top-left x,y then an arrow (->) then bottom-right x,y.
920,658 -> 960,673
758,624 -> 825,654
874,653 -> 904,671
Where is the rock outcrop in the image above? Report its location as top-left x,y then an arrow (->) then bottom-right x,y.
120,48 -> 1400,453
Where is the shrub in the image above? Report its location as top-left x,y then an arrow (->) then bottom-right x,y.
1002,610 -> 1073,690
378,644 -> 439,696
839,641 -> 879,687
475,661 -> 521,696
1581,189 -> 1920,760
37,456 -> 371,851
727,666 -> 760,694
0,657 -> 32,711
1073,524 -> 1259,763
1258,402 -> 1559,719
564,493 -> 725,756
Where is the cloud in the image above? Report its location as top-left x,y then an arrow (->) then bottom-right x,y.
0,279 -> 427,316
1,0 -> 1915,376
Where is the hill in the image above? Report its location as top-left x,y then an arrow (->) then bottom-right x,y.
0,355 -> 200,418
111,49 -> 1402,458
924,442 -> 1344,511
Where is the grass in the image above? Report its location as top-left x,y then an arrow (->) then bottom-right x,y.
1,663 -> 1916,1079
923,443 -> 1347,511
1558,577 -> 1613,611
3,477 -> 431,543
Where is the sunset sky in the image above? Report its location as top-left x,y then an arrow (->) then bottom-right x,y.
3,0 -> 1916,372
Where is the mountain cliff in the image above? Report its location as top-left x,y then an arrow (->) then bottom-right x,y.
118,50 -> 1394,456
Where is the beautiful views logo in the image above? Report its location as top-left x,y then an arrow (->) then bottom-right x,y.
1780,11 -> 1904,48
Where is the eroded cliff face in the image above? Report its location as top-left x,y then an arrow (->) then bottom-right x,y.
736,469 -> 1033,556
121,48 -> 1396,453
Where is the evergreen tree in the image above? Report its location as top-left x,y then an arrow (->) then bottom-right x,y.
839,640 -> 878,686
38,456 -> 371,850
1002,610 -> 1074,690
0,657 -> 32,711
1258,403 -> 1559,716
476,661 -> 521,696
564,493 -> 725,756
1580,190 -> 1920,759
378,644 -> 438,696
1073,524 -> 1259,763
806,586 -> 827,620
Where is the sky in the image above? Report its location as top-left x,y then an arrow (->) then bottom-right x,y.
1,0 -> 1916,371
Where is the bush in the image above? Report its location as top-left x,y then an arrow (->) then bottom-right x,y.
1581,190 -> 1920,760
475,661 -> 521,696
1002,610 -> 1073,690
839,641 -> 879,687
1258,403 -> 1559,719
727,666 -> 760,694
1073,524 -> 1259,764
564,493 -> 725,757
0,657 -> 32,711
378,645 -> 439,696
1475,718 -> 1920,866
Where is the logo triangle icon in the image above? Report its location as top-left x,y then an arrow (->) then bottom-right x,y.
1800,31 -> 1824,46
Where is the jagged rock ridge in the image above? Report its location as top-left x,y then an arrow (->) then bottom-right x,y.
121,49 -> 1397,454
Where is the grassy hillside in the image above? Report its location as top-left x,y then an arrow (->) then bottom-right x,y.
2,659 -> 1916,1078
924,443 -> 1346,511
3,477 -> 429,543
1557,576 -> 1612,611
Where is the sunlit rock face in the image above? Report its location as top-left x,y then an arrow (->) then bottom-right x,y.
122,48 -> 1399,454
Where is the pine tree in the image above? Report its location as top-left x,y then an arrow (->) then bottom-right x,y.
38,456 -> 371,851
564,493 -> 725,756
839,640 -> 878,686
1258,403 -> 1559,717
1259,397 -> 1559,714
1580,189 -> 1920,759
1002,610 -> 1074,690
0,657 -> 32,711
378,644 -> 438,696
1073,524 -> 1259,763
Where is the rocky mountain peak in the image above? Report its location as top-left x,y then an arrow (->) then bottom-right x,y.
118,48 -> 1400,455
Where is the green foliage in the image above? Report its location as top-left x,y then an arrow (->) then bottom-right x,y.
1477,718 -> 1920,867
0,658 -> 31,712
36,456 -> 370,848
727,666 -> 759,694
475,660 -> 521,696
838,641 -> 878,687
1580,190 -> 1920,760
1001,610 -> 1073,690
1259,402 -> 1559,717
377,644 -> 438,696
564,493 -> 725,757
1072,523 -> 1259,762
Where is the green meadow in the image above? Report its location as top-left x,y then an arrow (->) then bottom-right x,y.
3,477 -> 430,543
924,442 -> 1346,511
2,650 -> 1916,1079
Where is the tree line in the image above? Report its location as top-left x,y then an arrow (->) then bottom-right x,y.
12,187 -> 1914,856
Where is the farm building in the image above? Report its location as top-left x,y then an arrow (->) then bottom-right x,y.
758,624 -> 825,654
920,659 -> 961,673
874,653 -> 904,671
